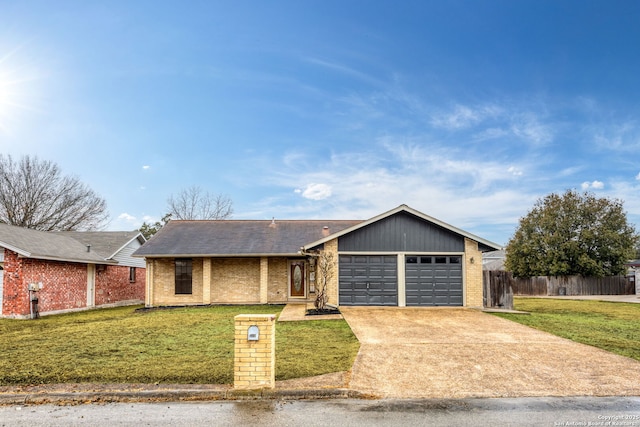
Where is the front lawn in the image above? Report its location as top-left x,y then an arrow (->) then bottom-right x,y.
0,305 -> 359,385
491,298 -> 640,361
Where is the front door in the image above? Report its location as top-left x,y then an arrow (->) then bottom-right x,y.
289,261 -> 306,298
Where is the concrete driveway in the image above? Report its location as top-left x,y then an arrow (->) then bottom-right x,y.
340,307 -> 640,399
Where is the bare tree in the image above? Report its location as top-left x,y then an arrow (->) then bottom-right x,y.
167,186 -> 233,220
314,251 -> 335,311
0,154 -> 109,231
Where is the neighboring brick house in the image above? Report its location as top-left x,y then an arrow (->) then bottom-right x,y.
134,205 -> 501,309
0,224 -> 146,318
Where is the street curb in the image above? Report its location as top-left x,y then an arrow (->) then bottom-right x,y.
0,388 -> 372,405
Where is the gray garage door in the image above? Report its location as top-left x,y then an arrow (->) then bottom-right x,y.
405,255 -> 463,306
339,255 -> 398,306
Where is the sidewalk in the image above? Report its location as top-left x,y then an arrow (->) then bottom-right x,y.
0,373 -> 363,405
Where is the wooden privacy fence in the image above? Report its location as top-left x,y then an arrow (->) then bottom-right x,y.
483,270 -> 514,309
512,274 -> 634,296
483,271 -> 634,308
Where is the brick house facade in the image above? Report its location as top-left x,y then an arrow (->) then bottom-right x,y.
0,226 -> 146,319
135,205 -> 501,309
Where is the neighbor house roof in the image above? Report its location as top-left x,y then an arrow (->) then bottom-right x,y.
0,223 -> 116,264
133,219 -> 363,257
56,231 -> 146,260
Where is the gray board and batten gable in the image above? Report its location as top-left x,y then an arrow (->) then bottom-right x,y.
305,205 -> 501,253
338,211 -> 465,252
133,220 -> 363,257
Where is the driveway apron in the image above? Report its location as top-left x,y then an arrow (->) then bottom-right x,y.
340,307 -> 640,399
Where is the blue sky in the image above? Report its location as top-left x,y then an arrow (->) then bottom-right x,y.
1,1 -> 640,246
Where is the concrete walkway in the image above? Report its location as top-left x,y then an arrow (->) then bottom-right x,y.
341,307 -> 640,399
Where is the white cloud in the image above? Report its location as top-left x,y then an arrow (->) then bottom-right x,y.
255,142 -> 543,245
298,183 -> 332,200
142,165 -> 150,170
507,166 -> 523,176
117,213 -> 136,222
581,180 -> 604,190
635,172 -> 640,181
430,104 -> 501,130
509,112 -> 553,146
429,102 -> 552,147
592,121 -> 639,152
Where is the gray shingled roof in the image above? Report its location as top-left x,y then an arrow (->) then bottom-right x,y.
0,223 -> 114,264
55,231 -> 144,259
133,220 -> 363,257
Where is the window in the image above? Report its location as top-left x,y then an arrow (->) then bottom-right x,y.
175,259 -> 193,294
129,267 -> 136,282
435,257 -> 447,264
406,256 -> 418,264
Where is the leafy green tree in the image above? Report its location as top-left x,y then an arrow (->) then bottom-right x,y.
505,190 -> 638,277
139,213 -> 172,239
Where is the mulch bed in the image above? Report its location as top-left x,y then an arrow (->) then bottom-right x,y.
306,308 -> 341,316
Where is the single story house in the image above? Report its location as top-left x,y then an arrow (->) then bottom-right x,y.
134,205 -> 501,308
0,224 -> 146,318
482,250 -> 506,271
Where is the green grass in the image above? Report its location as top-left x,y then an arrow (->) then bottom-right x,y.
0,305 -> 359,385
491,298 -> 640,361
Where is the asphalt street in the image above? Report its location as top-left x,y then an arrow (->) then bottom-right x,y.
2,397 -> 639,427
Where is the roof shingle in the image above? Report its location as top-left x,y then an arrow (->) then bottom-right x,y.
133,220 -> 363,257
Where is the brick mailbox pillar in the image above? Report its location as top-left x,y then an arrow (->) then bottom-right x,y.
234,314 -> 276,390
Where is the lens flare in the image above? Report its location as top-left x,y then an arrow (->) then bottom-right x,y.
0,43 -> 42,133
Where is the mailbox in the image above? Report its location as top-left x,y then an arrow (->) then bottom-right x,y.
247,325 -> 260,341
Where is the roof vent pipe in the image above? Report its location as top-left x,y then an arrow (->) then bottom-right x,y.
87,245 -> 91,252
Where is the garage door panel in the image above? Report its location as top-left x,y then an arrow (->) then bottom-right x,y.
405,255 -> 463,307
339,255 -> 398,306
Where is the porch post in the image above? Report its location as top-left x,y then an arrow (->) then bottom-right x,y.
202,258 -> 211,304
260,257 -> 268,303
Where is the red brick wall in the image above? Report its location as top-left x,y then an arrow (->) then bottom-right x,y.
2,249 -> 87,317
1,249 -> 146,318
2,249 -> 30,316
25,258 -> 87,313
95,265 -> 145,305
